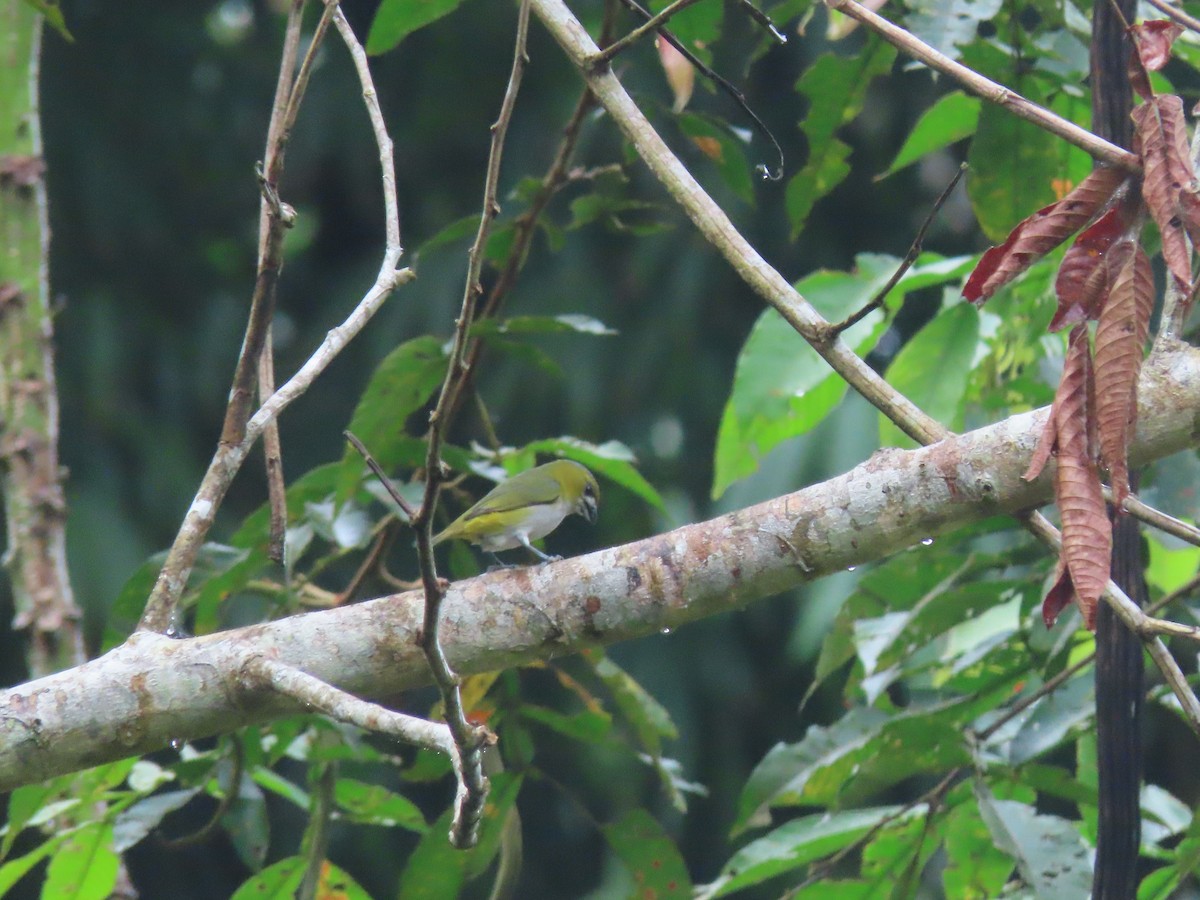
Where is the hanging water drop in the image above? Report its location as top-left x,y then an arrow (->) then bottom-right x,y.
920,537 -> 935,546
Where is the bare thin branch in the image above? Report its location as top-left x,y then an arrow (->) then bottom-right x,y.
824,0 -> 1140,174
1109,487 -> 1200,546
243,656 -> 454,754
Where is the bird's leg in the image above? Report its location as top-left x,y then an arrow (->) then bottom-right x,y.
517,535 -> 561,564
486,551 -> 517,572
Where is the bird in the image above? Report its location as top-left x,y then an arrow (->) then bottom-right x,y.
432,459 -> 599,566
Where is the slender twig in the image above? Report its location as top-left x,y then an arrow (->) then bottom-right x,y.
409,0 -> 535,850
591,0 -> 706,66
1108,487 -> 1200,547
733,0 -> 787,43
831,162 -> 967,335
260,324 -> 287,563
344,431 -> 417,521
531,0 -> 1200,735
601,0 -> 785,179
157,737 -> 246,849
298,760 -> 335,900
137,7 -> 410,634
1144,0 -> 1200,35
243,656 -> 454,753
334,521 -> 400,606
823,0 -> 1140,174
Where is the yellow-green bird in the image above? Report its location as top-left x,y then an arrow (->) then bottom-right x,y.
432,459 -> 599,565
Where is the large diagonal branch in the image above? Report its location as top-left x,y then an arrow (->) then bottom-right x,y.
2,344 -> 1199,791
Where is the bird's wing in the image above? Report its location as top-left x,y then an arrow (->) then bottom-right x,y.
461,468 -> 560,519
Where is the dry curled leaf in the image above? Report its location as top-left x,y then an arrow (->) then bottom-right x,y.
963,167 -> 1127,304
1042,561 -> 1076,628
1132,95 -> 1195,292
1053,325 -> 1110,630
1132,20 -> 1184,73
1050,203 -> 1132,331
1094,244 -> 1153,507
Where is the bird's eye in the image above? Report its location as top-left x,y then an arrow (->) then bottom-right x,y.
585,484 -> 595,497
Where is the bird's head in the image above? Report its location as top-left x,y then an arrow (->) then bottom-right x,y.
550,459 -> 600,524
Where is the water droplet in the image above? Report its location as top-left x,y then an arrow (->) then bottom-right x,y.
846,565 -> 857,572
169,738 -> 183,751
660,627 -> 672,635
920,537 -> 935,546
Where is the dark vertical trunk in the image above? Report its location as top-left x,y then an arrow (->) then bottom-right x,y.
1090,4 -> 1143,894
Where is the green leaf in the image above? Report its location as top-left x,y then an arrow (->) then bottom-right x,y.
366,0 -> 472,54
226,772 -> 271,870
521,437 -> 665,511
603,809 -> 692,897
315,861 -> 373,899
520,704 -> 613,743
592,653 -> 678,757
414,213 -> 480,257
880,301 -> 981,448
0,832 -> 69,895
786,39 -> 897,237
1008,673 -> 1094,764
336,335 -> 448,502
394,808 -> 469,898
733,708 -> 888,835
908,0 -> 1004,60
713,253 -> 974,497
3,779 -> 64,858
333,778 -> 427,831
704,805 -> 922,897
112,789 -> 199,852
963,54 -> 1092,242
880,91 -> 980,179
23,0 -> 74,42
43,821 -> 119,900
974,783 -> 1093,898
942,799 -> 1018,898
230,856 -> 305,900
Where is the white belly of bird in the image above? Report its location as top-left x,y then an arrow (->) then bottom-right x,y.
477,499 -> 572,552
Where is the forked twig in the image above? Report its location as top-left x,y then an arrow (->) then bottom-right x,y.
137,2 -> 410,635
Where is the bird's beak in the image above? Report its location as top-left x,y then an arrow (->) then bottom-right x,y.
581,496 -> 598,524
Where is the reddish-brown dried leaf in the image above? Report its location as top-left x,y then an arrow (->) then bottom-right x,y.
1054,325 -> 1110,628
1023,404 -> 1059,483
1042,561 -> 1076,628
1094,244 -> 1152,507
1132,95 -> 1195,291
1179,183 -> 1200,250
963,167 -> 1128,304
1050,205 -> 1127,330
1132,20 -> 1185,72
